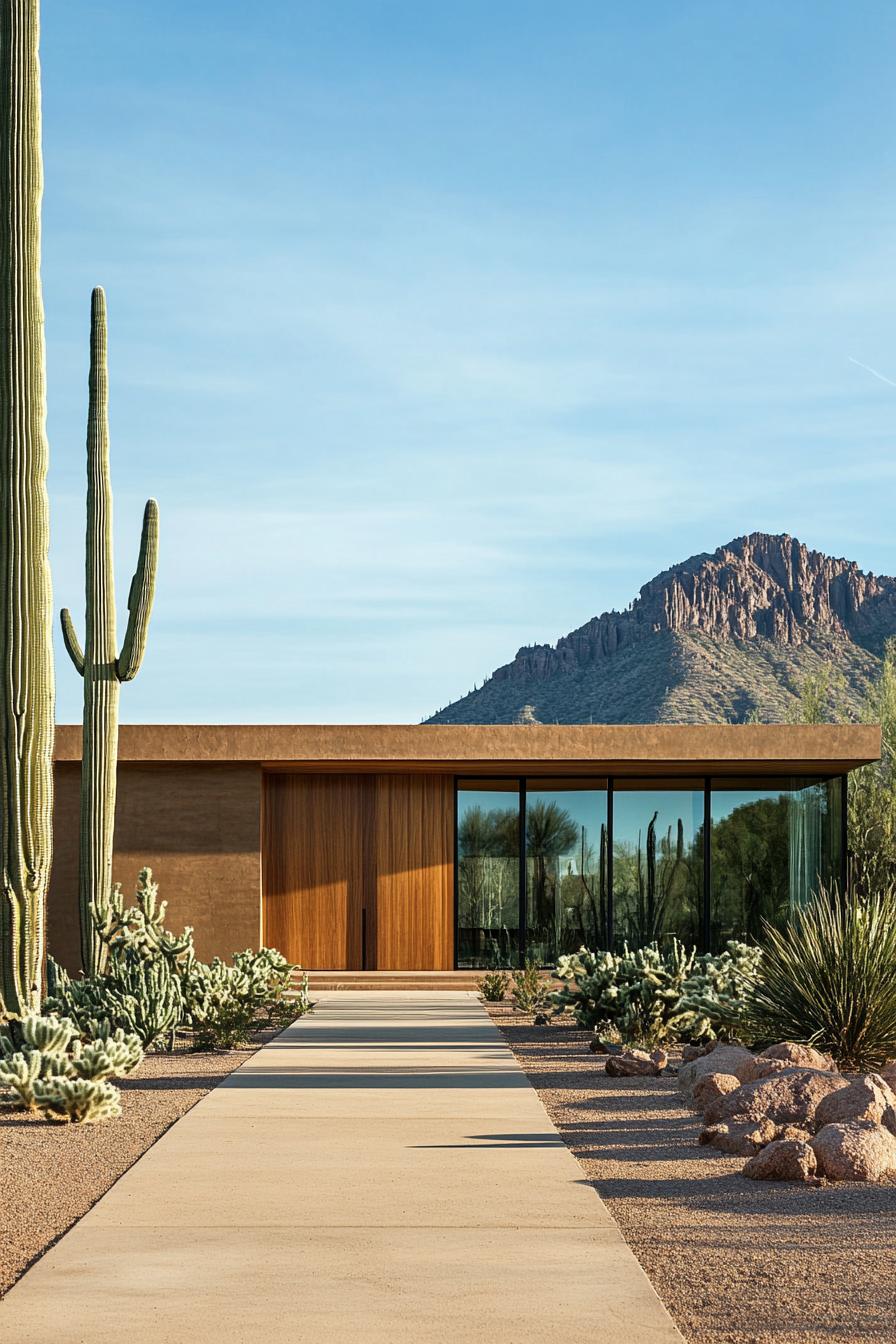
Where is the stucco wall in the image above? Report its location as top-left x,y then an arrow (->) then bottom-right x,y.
49,762 -> 263,972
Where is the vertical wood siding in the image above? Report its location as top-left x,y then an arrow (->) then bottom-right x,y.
262,772 -> 453,970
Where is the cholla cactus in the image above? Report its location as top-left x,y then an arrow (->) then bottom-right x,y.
69,1029 -> 143,1080
679,940 -> 763,1039
185,958 -> 256,1049
45,950 -> 182,1050
0,1049 -> 57,1109
92,867 -> 194,971
60,289 -> 159,976
17,1010 -> 77,1058
550,938 -> 759,1045
33,1075 -> 121,1123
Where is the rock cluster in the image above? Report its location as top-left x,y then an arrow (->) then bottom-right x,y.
682,1041 -> 896,1183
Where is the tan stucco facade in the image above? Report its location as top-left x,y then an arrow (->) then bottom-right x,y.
50,761 -> 262,970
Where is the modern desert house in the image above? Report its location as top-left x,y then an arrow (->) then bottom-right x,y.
48,723 -> 880,973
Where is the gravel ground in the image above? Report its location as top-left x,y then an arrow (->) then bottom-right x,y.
0,1027 -> 280,1297
487,1004 -> 896,1344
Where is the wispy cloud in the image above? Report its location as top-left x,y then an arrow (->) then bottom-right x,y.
848,356 -> 896,389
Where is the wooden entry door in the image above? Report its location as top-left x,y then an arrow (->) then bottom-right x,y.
262,774 -> 372,969
262,771 -> 454,970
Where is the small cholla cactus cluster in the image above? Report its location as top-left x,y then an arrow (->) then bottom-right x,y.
0,1012 -> 143,1123
510,960 -> 551,1014
46,869 -> 313,1053
478,971 -> 510,1002
550,939 -> 760,1045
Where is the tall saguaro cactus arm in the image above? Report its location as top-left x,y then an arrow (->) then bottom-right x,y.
60,286 -> 159,974
0,0 -> 55,1015
117,498 -> 159,682
60,607 -> 84,673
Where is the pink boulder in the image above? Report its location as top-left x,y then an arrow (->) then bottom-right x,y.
813,1074 -> 896,1131
734,1056 -> 793,1085
699,1118 -> 777,1156
759,1041 -> 837,1072
811,1121 -> 896,1182
678,1045 -> 754,1107
742,1138 -> 819,1183
692,1071 -> 742,1113
880,1061 -> 896,1091
605,1048 -> 668,1077
704,1068 -> 848,1130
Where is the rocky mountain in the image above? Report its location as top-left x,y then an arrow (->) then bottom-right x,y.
427,534 -> 896,724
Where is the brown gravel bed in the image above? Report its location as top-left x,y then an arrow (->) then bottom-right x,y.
0,1027 -> 280,1297
487,1004 -> 896,1344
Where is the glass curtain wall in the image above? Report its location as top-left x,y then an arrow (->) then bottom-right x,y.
525,780 -> 608,964
456,781 -> 520,968
457,775 -> 845,966
611,781 -> 704,950
710,776 -> 843,946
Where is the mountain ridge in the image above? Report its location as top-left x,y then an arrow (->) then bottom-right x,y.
426,533 -> 896,725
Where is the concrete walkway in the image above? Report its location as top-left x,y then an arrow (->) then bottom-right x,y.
2,992 -> 683,1343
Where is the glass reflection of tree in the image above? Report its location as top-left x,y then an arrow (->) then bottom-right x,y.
526,800 -> 579,959
711,796 -> 789,943
458,804 -> 518,963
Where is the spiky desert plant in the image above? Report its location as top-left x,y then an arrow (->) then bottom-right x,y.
477,970 -> 509,1002
92,867 -> 193,969
748,883 -> 896,1070
0,0 -> 55,1016
69,1029 -> 143,1081
33,1074 -> 121,1123
61,288 -> 159,975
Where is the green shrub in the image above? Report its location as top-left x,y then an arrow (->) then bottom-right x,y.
511,960 -> 549,1014
478,971 -> 510,1002
748,883 -> 896,1070
550,939 -> 759,1045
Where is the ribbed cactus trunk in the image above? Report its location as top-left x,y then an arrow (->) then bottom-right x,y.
79,289 -> 119,976
0,0 -> 55,1015
61,289 -> 158,976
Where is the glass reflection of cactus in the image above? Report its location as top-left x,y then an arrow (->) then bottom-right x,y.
611,787 -> 704,950
456,775 -> 843,968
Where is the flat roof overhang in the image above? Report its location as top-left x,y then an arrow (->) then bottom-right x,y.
52,723 -> 881,777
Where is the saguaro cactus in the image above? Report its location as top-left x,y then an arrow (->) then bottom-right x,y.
0,0 -> 55,1015
61,288 -> 158,975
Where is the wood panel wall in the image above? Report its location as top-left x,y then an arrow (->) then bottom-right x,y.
373,774 -> 453,970
262,772 -> 454,970
263,774 -> 374,969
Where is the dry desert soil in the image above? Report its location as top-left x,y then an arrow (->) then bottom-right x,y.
488,1005 -> 896,1344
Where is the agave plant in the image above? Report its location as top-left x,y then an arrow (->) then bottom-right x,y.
748,882 -> 896,1070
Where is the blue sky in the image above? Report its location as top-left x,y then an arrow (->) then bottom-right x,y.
42,1 -> 896,723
